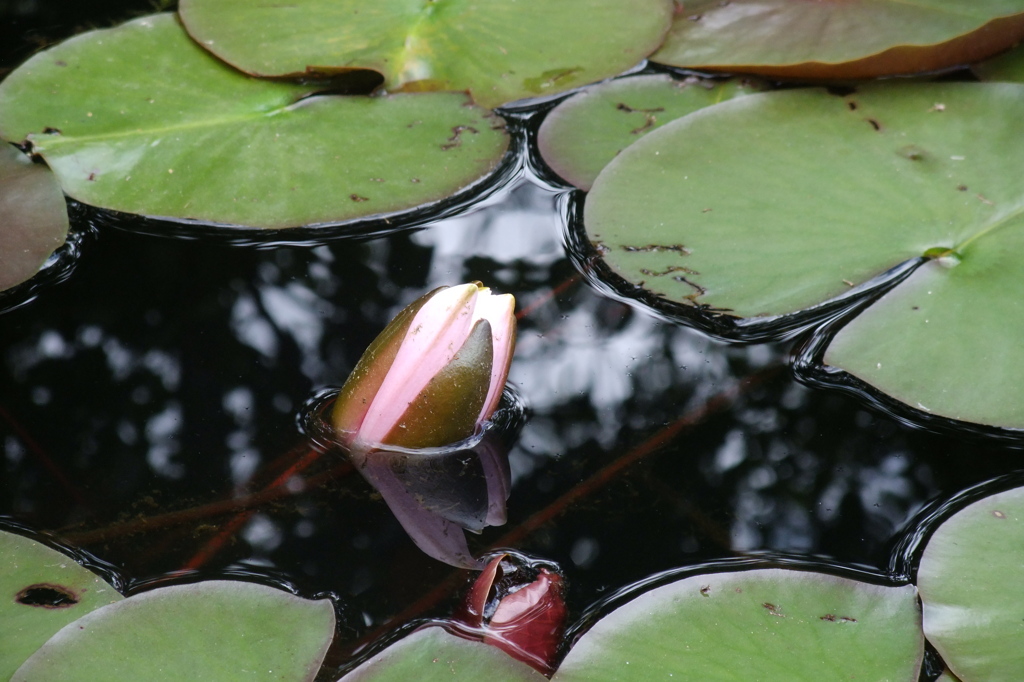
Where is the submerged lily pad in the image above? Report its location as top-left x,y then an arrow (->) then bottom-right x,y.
585,82 -> 1024,429
178,0 -> 673,109
537,74 -> 765,190
0,14 -> 509,230
0,530 -> 122,681
918,486 -> 1024,681
12,580 -> 335,682
552,568 -> 922,681
651,0 -> 1024,79
0,144 -> 68,292
337,626 -> 546,681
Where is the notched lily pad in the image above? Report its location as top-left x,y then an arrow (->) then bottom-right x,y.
552,568 -> 922,681
0,14 -> 510,231
0,143 -> 68,293
651,0 -> 1024,79
918,486 -> 1024,681
818,223 -> 1024,430
0,530 -> 122,681
537,74 -> 766,190
12,580 -> 335,682
178,0 -> 674,109
584,82 -> 1024,430
337,626 -> 547,681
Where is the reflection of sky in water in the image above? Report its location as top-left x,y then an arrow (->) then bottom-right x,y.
0,176 -> 1018,632
412,182 -> 565,277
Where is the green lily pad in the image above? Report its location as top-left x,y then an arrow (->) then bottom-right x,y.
537,75 -> 766,191
0,144 -> 68,292
938,671 -> 964,682
918,486 -> 1024,681
0,530 -> 122,681
337,626 -> 546,681
651,0 -> 1024,79
585,82 -> 1024,428
974,43 -> 1024,82
177,0 -> 673,109
12,580 -> 335,682
552,568 -> 922,681
0,14 -> 509,230
821,226 -> 1024,428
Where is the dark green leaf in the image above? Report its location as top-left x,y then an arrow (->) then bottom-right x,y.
0,14 -> 509,230
12,580 -> 335,682
652,0 -> 1024,79
585,82 -> 1024,428
552,568 -> 922,681
538,75 -> 766,190
0,530 -> 122,681
337,626 -> 546,681
974,43 -> 1024,82
918,486 -> 1024,681
178,0 -> 673,108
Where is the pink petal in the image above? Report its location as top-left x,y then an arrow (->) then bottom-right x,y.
472,290 -> 516,425
461,554 -> 507,624
491,570 -> 558,624
356,284 -> 478,446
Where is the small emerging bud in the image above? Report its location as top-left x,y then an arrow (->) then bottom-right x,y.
456,553 -> 567,674
332,283 -> 516,451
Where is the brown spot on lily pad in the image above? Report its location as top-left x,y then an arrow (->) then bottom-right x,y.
16,583 -> 80,609
673,274 -> 707,296
630,114 -> 658,134
899,145 -> 926,161
616,103 -> 666,115
440,125 -> 479,151
622,243 -> 691,254
820,613 -> 856,622
639,265 -> 700,277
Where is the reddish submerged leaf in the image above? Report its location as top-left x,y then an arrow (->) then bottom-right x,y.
652,0 -> 1024,79
455,554 -> 567,674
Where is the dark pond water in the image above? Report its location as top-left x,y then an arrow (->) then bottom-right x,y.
3,2 -> 1023,677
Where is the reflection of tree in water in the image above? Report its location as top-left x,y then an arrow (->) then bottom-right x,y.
1,178 -> 1021,657
0,222 -> 400,549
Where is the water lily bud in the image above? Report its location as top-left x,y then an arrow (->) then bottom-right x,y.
332,283 -> 516,450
